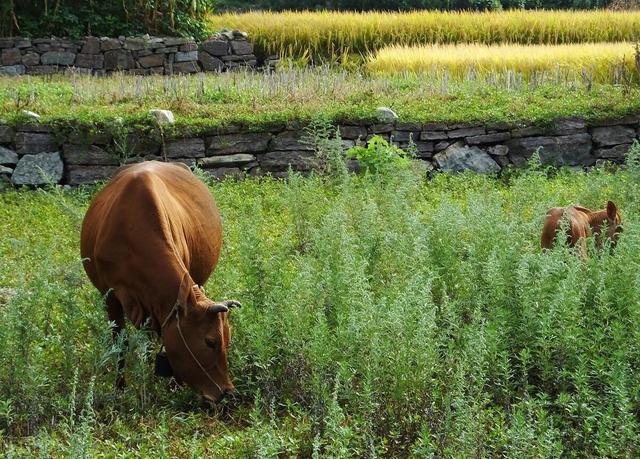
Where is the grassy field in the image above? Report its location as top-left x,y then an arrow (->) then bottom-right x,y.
3,143 -> 640,456
208,10 -> 640,62
2,70 -> 640,135
367,42 -> 638,83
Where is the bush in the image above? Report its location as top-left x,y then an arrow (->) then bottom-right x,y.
0,0 -> 215,39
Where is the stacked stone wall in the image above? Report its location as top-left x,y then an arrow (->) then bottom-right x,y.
0,31 -> 258,76
1,116 -> 639,186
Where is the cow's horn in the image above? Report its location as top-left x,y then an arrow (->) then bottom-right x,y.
208,304 -> 229,314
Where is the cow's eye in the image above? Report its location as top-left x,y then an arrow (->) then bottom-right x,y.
205,337 -> 217,349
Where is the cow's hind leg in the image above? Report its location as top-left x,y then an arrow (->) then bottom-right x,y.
106,292 -> 127,390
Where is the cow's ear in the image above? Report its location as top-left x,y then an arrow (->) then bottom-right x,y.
607,201 -> 617,220
207,303 -> 229,316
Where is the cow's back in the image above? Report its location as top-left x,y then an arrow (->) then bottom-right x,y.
81,161 -> 222,314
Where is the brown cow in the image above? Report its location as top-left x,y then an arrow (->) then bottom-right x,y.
540,201 -> 622,256
81,161 -> 240,405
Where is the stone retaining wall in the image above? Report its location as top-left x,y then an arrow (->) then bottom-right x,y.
1,115 -> 639,186
0,31 -> 258,76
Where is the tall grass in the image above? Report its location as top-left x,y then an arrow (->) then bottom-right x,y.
367,42 -> 639,83
3,141 -> 640,455
208,10 -> 640,61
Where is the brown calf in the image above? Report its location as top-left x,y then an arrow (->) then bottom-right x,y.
541,201 -> 622,256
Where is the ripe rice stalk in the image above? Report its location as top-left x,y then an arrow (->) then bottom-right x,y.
366,42 -> 638,84
208,10 -> 640,61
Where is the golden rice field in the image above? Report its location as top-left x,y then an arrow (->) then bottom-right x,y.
366,42 -> 639,82
208,10 -> 640,61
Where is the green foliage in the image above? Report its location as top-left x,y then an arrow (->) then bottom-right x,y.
346,135 -> 410,174
0,0 -> 215,39
2,149 -> 640,455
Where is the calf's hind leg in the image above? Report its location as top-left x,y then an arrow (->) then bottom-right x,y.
106,292 -> 127,390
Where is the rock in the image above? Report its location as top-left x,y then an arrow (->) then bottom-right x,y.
41,51 -> 76,65
433,141 -> 500,174
21,110 -> 41,121
487,144 -> 509,156
164,38 -> 191,46
199,153 -> 256,167
413,159 -> 435,175
12,152 -> 63,185
591,126 -> 636,147
138,54 -> 165,68
0,165 -> 12,175
201,40 -> 229,56
230,40 -> 253,55
0,124 -> 15,142
174,51 -> 198,62
595,143 -> 631,159
165,138 -> 205,158
1,48 -> 21,66
271,131 -> 314,151
0,64 -> 25,75
414,141 -> 434,158
21,52 -> 40,66
258,151 -> 319,172
75,54 -> 104,69
104,49 -> 134,70
339,126 -> 367,140
466,132 -> 511,145
198,52 -> 224,71
369,124 -> 394,134
149,109 -> 175,125
589,115 -> 640,127
100,38 -> 122,51
180,43 -> 198,52
506,134 -> 593,167
376,107 -> 398,123
549,117 -> 586,135
447,126 -> 486,139
391,130 -> 420,142
207,133 -> 272,155
0,146 -> 18,165
81,37 -> 101,54
26,65 -> 58,75
124,38 -> 147,51
15,132 -> 56,155
66,165 -> 118,185
511,126 -> 544,138
204,167 -> 244,180
420,130 -> 448,141
173,61 -> 200,73
62,144 -> 119,165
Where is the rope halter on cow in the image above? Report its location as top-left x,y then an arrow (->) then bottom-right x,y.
159,287 -> 236,397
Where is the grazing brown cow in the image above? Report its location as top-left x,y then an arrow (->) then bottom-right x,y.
541,201 -> 622,256
81,161 -> 240,405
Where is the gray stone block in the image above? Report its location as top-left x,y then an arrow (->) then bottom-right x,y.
15,132 -> 57,155
100,38 -> 121,51
0,124 -> 15,142
12,152 -> 63,185
75,53 -> 104,69
81,37 -> 101,54
175,51 -> 198,62
1,48 -> 21,66
466,132 -> 511,145
198,52 -> 224,71
63,144 -> 119,165
138,54 -> 165,68
595,143 -> 631,159
21,52 -> 40,66
339,125 -> 367,140
66,165 -> 118,185
173,61 -> 200,73
230,40 -> 253,55
506,134 -> 593,167
199,153 -> 256,167
420,131 -> 448,141
0,146 -> 18,166
124,38 -> 147,50
258,151 -> 319,172
201,40 -> 229,56
41,51 -> 76,65
0,64 -> 25,75
165,138 -> 205,158
271,131 -> 313,151
433,142 -> 500,174
207,133 -> 272,155
104,49 -> 134,70
448,126 -> 485,139
591,126 -> 636,147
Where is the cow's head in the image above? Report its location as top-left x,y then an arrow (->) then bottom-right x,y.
162,284 -> 239,405
604,200 -> 623,247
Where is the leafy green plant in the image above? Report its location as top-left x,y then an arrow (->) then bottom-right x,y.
346,134 -> 410,174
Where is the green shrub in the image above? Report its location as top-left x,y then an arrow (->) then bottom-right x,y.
346,135 -> 410,174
